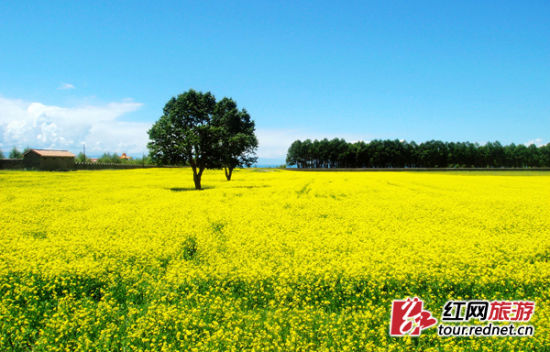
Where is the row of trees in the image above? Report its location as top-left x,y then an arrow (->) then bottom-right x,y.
286,139 -> 550,168
76,152 -> 154,165
0,147 -> 28,159
148,89 -> 258,189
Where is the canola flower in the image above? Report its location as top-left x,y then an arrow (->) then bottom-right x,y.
0,168 -> 549,351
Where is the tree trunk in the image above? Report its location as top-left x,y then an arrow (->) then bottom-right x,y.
192,166 -> 204,190
224,167 -> 233,181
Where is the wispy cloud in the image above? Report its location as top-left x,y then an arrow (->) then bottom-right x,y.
58,83 -> 75,90
0,96 -> 148,155
525,138 -> 546,147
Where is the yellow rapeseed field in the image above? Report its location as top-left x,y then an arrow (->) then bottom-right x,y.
0,168 -> 549,351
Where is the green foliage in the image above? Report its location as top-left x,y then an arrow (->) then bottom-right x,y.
181,235 -> 198,261
98,152 -> 122,164
148,90 -> 219,166
287,139 -> 550,168
77,153 -> 154,166
0,149 -> 4,158
24,231 -> 47,239
9,147 -> 23,159
210,221 -> 226,234
130,155 -> 153,166
148,89 -> 257,187
76,152 -> 90,163
212,98 -> 258,180
148,89 -> 222,190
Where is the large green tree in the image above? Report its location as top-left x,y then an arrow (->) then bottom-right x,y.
148,90 -> 222,190
212,98 -> 258,180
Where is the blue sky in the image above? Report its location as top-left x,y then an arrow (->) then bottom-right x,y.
1,1 -> 549,163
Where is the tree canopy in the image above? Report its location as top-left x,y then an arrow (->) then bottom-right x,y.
212,98 -> 258,180
287,139 -> 550,168
148,89 -> 258,189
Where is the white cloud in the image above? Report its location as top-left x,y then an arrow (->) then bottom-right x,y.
0,96 -> 149,155
58,83 -> 75,90
0,97 -> 377,160
525,138 -> 545,147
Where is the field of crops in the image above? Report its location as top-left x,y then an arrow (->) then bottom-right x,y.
1,169 -> 549,351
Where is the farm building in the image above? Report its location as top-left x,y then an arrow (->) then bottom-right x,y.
23,149 -> 76,171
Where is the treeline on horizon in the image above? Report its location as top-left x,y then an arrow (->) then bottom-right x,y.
75,152 -> 153,165
0,147 -> 153,165
286,139 -> 550,168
